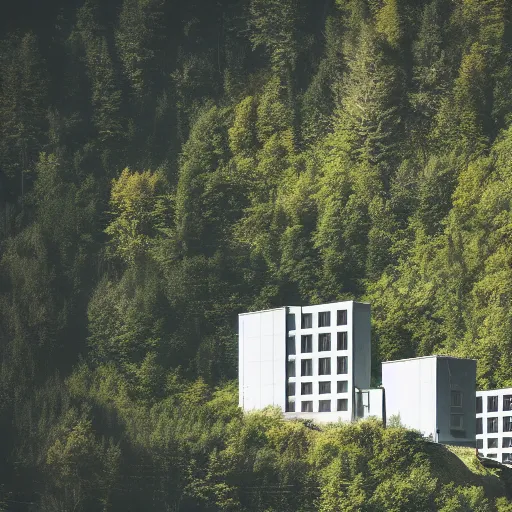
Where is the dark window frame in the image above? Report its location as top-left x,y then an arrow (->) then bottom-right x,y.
488,396 -> 499,413
337,331 -> 348,350
301,382 -> 313,395
318,357 -> 331,376
476,396 -> 482,414
301,313 -> 312,329
337,310 -> 347,326
451,390 -> 462,407
318,311 -> 331,327
488,417 -> 499,433
319,399 -> 331,412
318,333 -> 331,352
337,356 -> 348,375
319,381 -> 331,394
301,359 -> 313,377
301,335 -> 312,353
301,401 -> 313,412
337,398 -> 348,411
337,381 -> 348,393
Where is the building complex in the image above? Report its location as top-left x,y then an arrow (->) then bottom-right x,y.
476,388 -> 512,464
238,301 -> 507,458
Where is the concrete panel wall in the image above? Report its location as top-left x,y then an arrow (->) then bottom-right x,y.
382,357 -> 437,438
436,358 -> 476,446
353,302 -> 371,391
284,302 -> 356,421
239,308 -> 286,411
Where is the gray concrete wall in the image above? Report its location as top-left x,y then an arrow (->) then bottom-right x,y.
353,302 -> 371,391
436,357 -> 476,446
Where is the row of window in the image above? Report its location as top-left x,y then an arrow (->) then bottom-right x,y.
286,398 -> 349,413
287,380 -> 349,396
477,437 -> 512,449
287,357 -> 348,377
300,310 -> 347,329
481,453 -> 512,463
476,416 -> 512,434
476,395 -> 512,413
287,332 -> 348,355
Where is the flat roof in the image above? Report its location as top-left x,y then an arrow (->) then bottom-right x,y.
239,300 -> 369,316
238,307 -> 286,316
476,388 -> 512,393
382,355 -> 477,364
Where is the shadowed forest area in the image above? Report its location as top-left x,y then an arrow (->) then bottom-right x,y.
2,0 -> 512,509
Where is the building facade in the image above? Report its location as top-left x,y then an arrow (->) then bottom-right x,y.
476,388 -> 512,464
238,301 -> 374,423
382,356 -> 476,446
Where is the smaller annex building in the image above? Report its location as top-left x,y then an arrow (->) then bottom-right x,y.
476,388 -> 512,463
382,356 -> 476,446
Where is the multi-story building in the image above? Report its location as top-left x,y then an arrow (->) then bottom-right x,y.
238,301 -> 383,423
476,388 -> 512,464
382,356 -> 476,446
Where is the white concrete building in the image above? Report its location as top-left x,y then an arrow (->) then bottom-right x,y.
382,356 -> 476,446
238,301 -> 378,423
476,388 -> 512,464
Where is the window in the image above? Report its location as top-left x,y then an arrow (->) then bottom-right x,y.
287,314 -> 296,331
301,313 -> 312,329
318,311 -> 331,327
286,400 -> 295,412
504,416 -> 512,432
503,453 -> 512,464
487,453 -> 497,459
286,336 -> 296,355
301,382 -> 313,395
503,438 -> 512,448
450,414 -> 464,429
337,381 -> 348,393
337,331 -> 348,350
476,418 -> 483,435
337,356 -> 348,374
476,439 -> 483,450
319,400 -> 331,412
504,395 -> 512,411
337,399 -> 348,411
318,333 -> 331,351
287,382 -> 296,396
301,359 -> 312,377
488,438 -> 498,449
451,391 -> 462,407
488,395 -> 498,412
337,310 -> 347,326
319,381 -> 331,394
476,396 -> 482,414
301,401 -> 313,412
301,335 -> 312,353
287,361 -> 295,378
319,357 -> 331,375
488,417 -> 498,433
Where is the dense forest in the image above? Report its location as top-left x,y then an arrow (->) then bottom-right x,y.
2,0 -> 512,509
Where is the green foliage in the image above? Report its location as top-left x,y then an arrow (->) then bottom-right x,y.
2,0 -> 512,508
105,167 -> 171,263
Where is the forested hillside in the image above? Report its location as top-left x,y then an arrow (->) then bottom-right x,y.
2,0 -> 512,509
